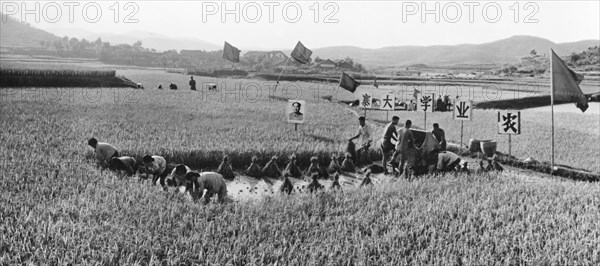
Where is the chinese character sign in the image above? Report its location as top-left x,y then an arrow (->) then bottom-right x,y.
454,100 -> 472,121
380,93 -> 395,111
419,93 -> 434,112
287,100 -> 306,124
497,111 -> 521,134
360,92 -> 372,109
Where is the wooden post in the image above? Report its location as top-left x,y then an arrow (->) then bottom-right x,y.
273,57 -> 291,93
424,110 -> 427,131
460,120 -> 464,148
295,123 -> 298,132
508,134 -> 512,158
386,110 -> 389,121
550,48 -> 555,174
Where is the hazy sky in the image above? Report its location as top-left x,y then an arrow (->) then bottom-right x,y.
3,1 -> 599,49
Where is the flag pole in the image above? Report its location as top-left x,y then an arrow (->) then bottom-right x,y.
273,57 -> 291,93
550,49 -> 555,173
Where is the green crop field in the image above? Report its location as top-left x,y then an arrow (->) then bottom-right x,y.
1,68 -> 599,264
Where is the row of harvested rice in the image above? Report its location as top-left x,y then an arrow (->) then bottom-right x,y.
0,68 -> 116,77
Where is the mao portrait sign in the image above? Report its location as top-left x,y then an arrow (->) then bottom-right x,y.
497,111 -> 521,135
380,93 -> 395,111
360,92 -> 372,109
454,100 -> 472,121
287,100 -> 305,124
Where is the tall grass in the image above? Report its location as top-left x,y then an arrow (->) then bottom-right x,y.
2,162 -> 599,264
1,70 -> 599,264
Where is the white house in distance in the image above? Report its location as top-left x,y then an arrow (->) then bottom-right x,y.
312,59 -> 337,72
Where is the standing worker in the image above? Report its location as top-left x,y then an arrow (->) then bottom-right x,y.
431,123 -> 447,151
349,116 -> 372,166
391,120 -> 417,178
381,116 -> 399,174
189,76 -> 196,91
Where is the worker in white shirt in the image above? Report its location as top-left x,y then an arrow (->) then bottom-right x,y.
142,155 -> 167,184
88,137 -> 118,167
349,116 -> 372,166
185,171 -> 228,204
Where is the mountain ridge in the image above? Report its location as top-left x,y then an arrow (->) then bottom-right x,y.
2,15 -> 598,67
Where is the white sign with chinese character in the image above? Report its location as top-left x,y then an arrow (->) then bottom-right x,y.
360,92 -> 372,109
497,111 -> 521,134
419,93 -> 435,113
380,93 -> 395,111
287,100 -> 306,124
454,100 -> 473,121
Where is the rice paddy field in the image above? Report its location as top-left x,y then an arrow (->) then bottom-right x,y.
1,66 -> 599,264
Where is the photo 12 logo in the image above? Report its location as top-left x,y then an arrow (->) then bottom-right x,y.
1,1 -> 140,23
201,1 -> 339,23
402,1 -> 539,23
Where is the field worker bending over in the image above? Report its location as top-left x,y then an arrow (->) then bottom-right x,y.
349,116 -> 372,166
142,155 -> 167,183
168,164 -> 191,187
391,120 -> 417,178
109,156 -> 137,176
186,172 -> 228,204
88,138 -> 118,167
381,116 -> 399,174
431,123 -> 447,151
433,151 -> 467,173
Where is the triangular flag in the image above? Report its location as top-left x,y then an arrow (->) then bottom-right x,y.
413,88 -> 420,99
551,49 -> 588,112
290,41 -> 312,64
223,41 -> 241,63
339,72 -> 360,93
373,78 -> 379,88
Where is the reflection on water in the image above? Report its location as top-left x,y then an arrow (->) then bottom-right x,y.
525,102 -> 600,115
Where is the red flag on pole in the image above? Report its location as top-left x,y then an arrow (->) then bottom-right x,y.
413,88 -> 420,99
290,41 -> 312,64
551,49 -> 588,112
339,72 -> 360,93
223,41 -> 241,63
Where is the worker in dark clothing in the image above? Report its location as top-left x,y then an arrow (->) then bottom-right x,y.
380,116 -> 399,174
189,76 -> 196,91
431,123 -> 447,151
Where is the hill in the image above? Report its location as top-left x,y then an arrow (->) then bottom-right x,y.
2,16 -> 598,68
45,28 -> 222,52
0,14 -> 60,48
311,36 -> 599,67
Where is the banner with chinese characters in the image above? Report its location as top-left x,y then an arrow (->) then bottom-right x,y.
453,100 -> 472,121
497,111 -> 521,135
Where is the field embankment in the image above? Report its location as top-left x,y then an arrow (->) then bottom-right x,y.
474,93 -> 600,109
0,62 -> 136,88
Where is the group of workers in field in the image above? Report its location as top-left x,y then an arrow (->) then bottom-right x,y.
86,112 -> 478,203
350,115 -> 469,179
87,138 -> 227,203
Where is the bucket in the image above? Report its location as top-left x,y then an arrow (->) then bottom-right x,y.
469,139 -> 482,153
480,140 -> 497,158
469,139 -> 493,153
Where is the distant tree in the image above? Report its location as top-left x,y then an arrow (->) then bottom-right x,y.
530,49 -> 537,56
355,63 -> 364,73
344,56 -> 354,66
133,41 -> 143,52
570,53 -> 581,66
314,56 -> 323,63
